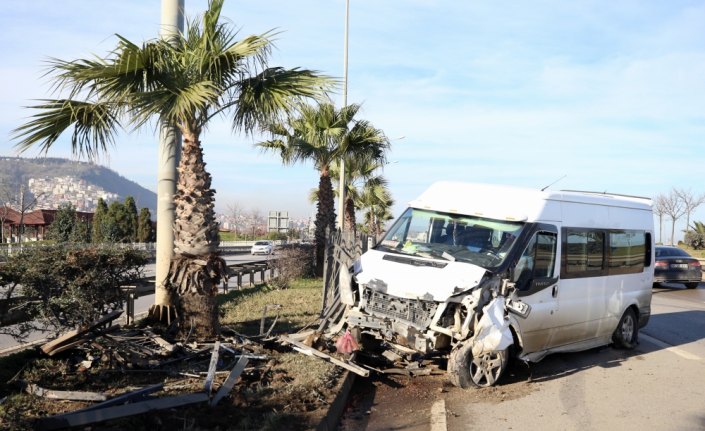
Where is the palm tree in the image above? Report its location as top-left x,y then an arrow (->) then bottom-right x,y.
12,0 -> 332,340
258,102 -> 387,275
359,179 -> 395,242
330,155 -> 388,230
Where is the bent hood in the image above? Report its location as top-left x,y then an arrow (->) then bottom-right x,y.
354,249 -> 488,301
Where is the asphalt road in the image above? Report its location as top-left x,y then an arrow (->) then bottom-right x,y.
340,282 -> 705,431
0,253 -> 274,353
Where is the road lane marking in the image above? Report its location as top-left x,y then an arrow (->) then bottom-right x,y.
640,333 -> 703,361
430,399 -> 447,431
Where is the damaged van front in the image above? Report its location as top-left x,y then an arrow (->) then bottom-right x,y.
340,182 -> 654,388
343,203 -> 529,387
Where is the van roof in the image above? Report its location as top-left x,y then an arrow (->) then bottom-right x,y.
408,181 -> 652,222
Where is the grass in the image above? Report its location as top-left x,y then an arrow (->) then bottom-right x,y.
219,278 -> 323,335
678,244 -> 705,258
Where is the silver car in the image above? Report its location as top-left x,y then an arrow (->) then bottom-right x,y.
251,240 -> 273,255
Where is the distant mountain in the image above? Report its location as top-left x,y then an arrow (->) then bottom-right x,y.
0,156 -> 156,213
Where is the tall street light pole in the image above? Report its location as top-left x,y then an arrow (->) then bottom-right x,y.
150,0 -> 184,324
337,0 -> 350,231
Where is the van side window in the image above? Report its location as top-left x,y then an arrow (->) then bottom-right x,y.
513,231 -> 557,290
564,229 -> 605,276
608,230 -> 646,274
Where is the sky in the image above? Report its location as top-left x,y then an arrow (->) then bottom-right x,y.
1,0 -> 704,242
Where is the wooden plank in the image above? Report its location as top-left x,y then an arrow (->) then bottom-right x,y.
47,324 -> 120,356
72,384 -> 164,413
41,310 -> 123,355
24,383 -> 107,402
36,393 -> 209,431
203,341 -> 220,393
210,356 -> 249,406
281,336 -> 369,377
144,330 -> 176,354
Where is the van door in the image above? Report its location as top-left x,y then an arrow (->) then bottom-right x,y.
511,226 -> 560,352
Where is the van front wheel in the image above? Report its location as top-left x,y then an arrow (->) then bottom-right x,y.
612,308 -> 638,349
447,342 -> 509,388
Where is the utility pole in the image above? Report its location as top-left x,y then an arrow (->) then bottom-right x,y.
337,0 -> 350,231
150,0 -> 184,324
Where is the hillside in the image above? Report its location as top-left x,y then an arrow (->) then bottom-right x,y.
0,157 -> 156,212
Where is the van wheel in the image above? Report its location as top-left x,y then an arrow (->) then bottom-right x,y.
612,308 -> 638,349
685,282 -> 699,289
447,342 -> 509,388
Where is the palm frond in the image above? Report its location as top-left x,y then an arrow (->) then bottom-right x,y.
13,99 -> 121,159
235,67 -> 336,132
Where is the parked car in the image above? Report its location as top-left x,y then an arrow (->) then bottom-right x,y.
251,240 -> 273,255
653,246 -> 702,288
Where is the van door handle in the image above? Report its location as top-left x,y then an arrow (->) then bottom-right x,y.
552,285 -> 558,298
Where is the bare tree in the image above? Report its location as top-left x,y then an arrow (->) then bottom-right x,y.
652,194 -> 666,244
249,209 -> 263,240
226,201 -> 242,236
661,189 -> 686,245
0,184 -> 13,244
674,188 -> 705,235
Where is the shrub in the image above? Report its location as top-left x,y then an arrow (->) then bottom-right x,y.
684,230 -> 705,250
0,245 -> 147,339
269,244 -> 315,289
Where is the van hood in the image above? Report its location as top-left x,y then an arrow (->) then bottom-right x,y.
354,249 -> 488,301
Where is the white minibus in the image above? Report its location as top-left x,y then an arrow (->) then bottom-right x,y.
343,182 -> 654,387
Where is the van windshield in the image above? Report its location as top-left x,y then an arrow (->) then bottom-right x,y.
378,207 -> 525,269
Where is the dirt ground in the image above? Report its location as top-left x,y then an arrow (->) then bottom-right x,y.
338,358 -> 538,430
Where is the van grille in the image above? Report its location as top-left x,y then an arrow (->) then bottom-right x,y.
363,288 -> 438,328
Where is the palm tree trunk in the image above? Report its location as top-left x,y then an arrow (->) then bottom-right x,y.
315,168 -> 336,277
344,196 -> 356,230
167,131 -> 227,340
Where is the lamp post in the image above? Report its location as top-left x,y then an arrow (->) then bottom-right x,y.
337,0 -> 350,231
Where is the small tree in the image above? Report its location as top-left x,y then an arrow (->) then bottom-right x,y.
46,203 -> 78,243
124,196 -> 139,242
137,207 -> 155,243
92,198 -> 108,243
662,189 -> 686,245
675,188 -> 705,237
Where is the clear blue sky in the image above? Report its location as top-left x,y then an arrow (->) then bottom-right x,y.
1,1 -> 704,242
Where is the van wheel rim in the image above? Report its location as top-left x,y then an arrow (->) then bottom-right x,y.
470,352 -> 503,387
621,314 -> 634,341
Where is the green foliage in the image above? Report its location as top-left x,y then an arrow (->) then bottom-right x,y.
266,232 -> 288,241
0,245 -> 147,335
92,198 -> 108,243
684,221 -> 705,250
46,203 -> 93,243
124,196 -> 138,242
137,207 -> 154,242
46,203 -> 78,243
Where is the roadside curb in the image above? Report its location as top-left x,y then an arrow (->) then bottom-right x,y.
316,371 -> 355,431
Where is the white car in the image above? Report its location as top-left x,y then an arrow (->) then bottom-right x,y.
251,240 -> 273,255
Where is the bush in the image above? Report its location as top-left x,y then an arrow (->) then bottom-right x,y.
684,230 -> 705,250
0,245 -> 147,339
269,244 -> 315,289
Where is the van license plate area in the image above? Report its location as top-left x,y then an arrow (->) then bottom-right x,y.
671,264 -> 688,269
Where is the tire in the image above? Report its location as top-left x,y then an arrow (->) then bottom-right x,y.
612,308 -> 638,349
447,342 -> 509,388
652,282 -> 661,289
685,282 -> 699,289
